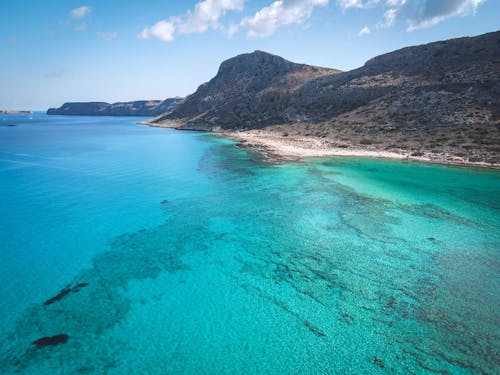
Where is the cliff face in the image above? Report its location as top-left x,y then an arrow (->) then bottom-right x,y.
47,98 -> 184,116
152,31 -> 500,164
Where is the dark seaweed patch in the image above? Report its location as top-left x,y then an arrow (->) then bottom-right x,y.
385,297 -> 396,309
33,334 -> 69,349
43,286 -> 72,306
304,320 -> 326,338
73,283 -> 88,292
43,283 -> 89,306
372,357 -> 385,368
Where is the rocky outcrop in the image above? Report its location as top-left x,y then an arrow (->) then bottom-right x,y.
47,97 -> 184,116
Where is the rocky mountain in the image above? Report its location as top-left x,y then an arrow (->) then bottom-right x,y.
152,31 -> 500,164
153,50 -> 339,128
47,97 -> 184,116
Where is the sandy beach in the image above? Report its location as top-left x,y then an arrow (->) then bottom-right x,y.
224,129 -> 500,169
224,130 -> 409,161
140,120 -> 499,169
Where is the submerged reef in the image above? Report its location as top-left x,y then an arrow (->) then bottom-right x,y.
0,146 -> 498,374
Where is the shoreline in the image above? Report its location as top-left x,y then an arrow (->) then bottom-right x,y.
0,110 -> 33,115
140,121 -> 500,170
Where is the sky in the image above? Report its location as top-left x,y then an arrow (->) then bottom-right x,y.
1,0 -> 498,110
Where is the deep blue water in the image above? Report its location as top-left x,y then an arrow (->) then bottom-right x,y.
0,113 -> 499,374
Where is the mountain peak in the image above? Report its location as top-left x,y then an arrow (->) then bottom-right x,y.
216,50 -> 302,78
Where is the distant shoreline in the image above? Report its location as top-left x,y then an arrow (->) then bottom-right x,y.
139,121 -> 500,170
0,110 -> 33,115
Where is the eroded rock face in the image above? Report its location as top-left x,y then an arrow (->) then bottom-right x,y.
47,97 -> 184,117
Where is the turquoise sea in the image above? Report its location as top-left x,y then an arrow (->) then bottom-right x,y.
0,113 -> 499,374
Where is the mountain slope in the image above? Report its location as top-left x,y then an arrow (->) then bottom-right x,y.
153,50 -> 338,128
152,32 -> 500,165
47,97 -> 184,116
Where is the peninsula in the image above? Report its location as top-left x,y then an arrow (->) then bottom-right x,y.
47,97 -> 184,117
146,31 -> 499,168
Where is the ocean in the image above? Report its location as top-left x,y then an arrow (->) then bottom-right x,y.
0,113 -> 499,374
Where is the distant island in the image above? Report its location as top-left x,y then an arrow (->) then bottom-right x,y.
47,98 -> 184,117
1,110 -> 32,115
143,31 -> 499,168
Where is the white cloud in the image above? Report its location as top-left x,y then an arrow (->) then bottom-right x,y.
238,0 -> 329,38
139,0 -> 245,42
380,6 -> 399,27
358,25 -> 371,35
177,0 -> 245,33
74,23 -> 87,32
97,32 -> 118,41
139,20 -> 175,42
337,0 -> 379,10
70,6 -> 91,20
404,0 -> 486,31
351,0 -> 487,31
63,6 -> 91,32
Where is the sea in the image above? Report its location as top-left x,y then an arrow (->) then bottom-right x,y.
0,113 -> 499,374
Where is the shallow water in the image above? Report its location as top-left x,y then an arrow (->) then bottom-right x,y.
0,114 -> 499,374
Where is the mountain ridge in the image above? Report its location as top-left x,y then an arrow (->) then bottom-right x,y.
47,97 -> 184,117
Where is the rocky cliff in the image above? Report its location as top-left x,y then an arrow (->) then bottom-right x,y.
47,97 -> 184,116
152,31 -> 500,164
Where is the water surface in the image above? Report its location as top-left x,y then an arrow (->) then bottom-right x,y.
0,114 -> 499,374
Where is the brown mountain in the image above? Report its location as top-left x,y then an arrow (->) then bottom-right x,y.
152,31 -> 500,165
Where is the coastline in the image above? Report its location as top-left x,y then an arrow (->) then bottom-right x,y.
139,121 -> 500,170
0,110 -> 33,115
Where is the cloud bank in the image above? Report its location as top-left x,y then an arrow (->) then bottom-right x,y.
402,0 -> 485,31
138,0 -> 486,42
338,0 -> 486,31
239,0 -> 329,38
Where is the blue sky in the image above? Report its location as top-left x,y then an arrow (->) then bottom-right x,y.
1,0 -> 498,110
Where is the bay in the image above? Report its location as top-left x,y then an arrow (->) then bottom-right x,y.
0,114 -> 498,374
